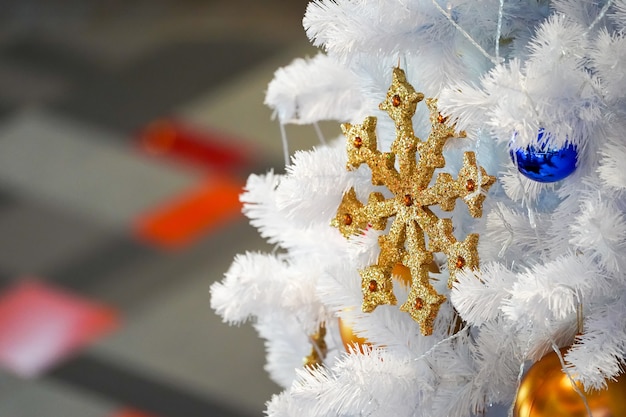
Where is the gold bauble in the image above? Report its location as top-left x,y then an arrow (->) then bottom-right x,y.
337,314 -> 371,354
515,348 -> 626,417
391,262 -> 439,288
392,263 -> 413,287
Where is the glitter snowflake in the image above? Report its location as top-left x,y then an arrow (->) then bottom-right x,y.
332,67 -> 496,336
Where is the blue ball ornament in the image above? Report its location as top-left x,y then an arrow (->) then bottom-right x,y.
509,129 -> 578,183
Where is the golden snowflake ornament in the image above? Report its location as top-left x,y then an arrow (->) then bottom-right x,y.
332,67 -> 495,336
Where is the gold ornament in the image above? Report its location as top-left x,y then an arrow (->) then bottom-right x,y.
337,263 -> 426,354
304,323 -> 327,368
392,261 -> 439,287
514,348 -> 626,417
331,67 -> 495,336
338,315 -> 371,354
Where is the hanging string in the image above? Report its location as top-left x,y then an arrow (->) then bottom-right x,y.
509,135 -> 548,258
507,335 -> 533,417
494,203 -> 515,258
575,288 -> 584,335
306,322 -> 328,367
412,325 -> 470,362
577,299 -> 584,334
279,121 -> 290,166
550,339 -> 593,417
297,315 -> 329,368
508,356 -> 527,417
510,144 -> 537,228
430,0 -> 500,65
313,121 -> 327,145
582,0 -> 614,36
495,0 -> 505,62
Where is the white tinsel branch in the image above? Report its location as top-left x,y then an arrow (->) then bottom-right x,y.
265,54 -> 364,124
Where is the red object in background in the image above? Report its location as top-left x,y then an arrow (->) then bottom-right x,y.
110,408 -> 159,417
0,281 -> 118,378
138,119 -> 253,171
134,175 -> 243,249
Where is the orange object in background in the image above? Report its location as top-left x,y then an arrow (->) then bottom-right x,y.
134,176 -> 243,249
110,408 -> 159,417
139,119 -> 253,172
0,281 -> 118,378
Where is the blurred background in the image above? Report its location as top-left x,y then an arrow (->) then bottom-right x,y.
0,1 -> 335,416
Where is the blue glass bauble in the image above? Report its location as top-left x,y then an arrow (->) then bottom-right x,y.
509,129 -> 578,183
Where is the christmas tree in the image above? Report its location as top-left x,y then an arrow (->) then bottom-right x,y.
211,1 -> 626,416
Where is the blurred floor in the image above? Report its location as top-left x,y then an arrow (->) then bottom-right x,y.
0,2 -> 337,416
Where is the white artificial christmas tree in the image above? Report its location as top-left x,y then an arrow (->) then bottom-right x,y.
211,1 -> 626,416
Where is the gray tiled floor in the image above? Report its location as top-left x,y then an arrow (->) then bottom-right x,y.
179,43 -> 342,167
52,40 -> 281,132
0,109 -> 199,226
0,374 -> 117,417
94,223 -> 280,415
0,1 -> 331,416
0,201 -> 108,276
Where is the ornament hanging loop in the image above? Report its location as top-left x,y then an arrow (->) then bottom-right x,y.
575,289 -> 584,335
